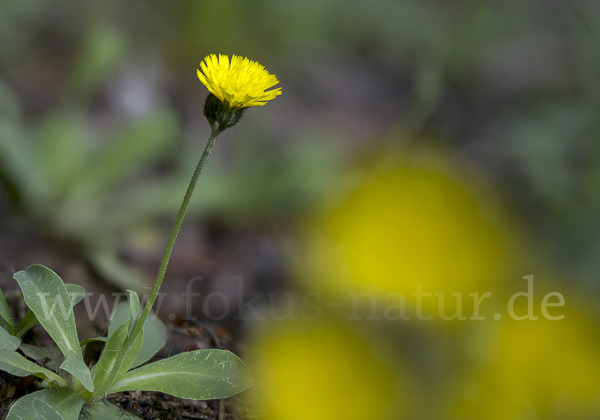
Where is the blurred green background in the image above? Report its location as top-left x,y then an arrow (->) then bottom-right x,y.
1,0 -> 600,419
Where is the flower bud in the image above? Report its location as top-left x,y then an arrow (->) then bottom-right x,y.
203,93 -> 246,131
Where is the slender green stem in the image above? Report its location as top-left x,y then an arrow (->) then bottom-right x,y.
94,127 -> 223,398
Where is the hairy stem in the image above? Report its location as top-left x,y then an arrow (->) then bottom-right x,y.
94,127 -> 223,398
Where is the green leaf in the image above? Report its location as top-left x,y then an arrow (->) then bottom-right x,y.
131,314 -> 166,368
6,391 -> 52,420
42,388 -> 85,420
108,302 -> 130,336
127,290 -> 140,334
45,345 -> 66,372
14,284 -> 85,338
6,388 -> 84,420
80,337 -> 109,347
93,320 -> 145,390
75,108 -> 177,196
108,349 -> 254,400
0,325 -> 20,351
33,399 -> 64,420
14,311 -> 38,338
60,351 -> 94,392
93,321 -> 128,389
108,301 -> 166,368
19,343 -> 48,361
67,24 -> 127,99
36,110 -> 87,198
13,265 -> 83,361
0,350 -> 67,386
112,330 -> 145,388
0,122 -> 38,199
65,284 -> 86,306
0,287 -> 13,333
82,401 -> 141,419
87,253 -> 147,293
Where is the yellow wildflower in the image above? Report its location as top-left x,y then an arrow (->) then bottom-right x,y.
197,54 -> 282,108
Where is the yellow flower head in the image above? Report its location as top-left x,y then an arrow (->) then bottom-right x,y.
197,54 -> 282,108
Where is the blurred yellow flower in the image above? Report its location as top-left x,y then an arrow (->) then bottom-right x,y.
247,321 -> 402,420
304,162 -> 508,316
197,54 -> 282,108
454,305 -> 600,419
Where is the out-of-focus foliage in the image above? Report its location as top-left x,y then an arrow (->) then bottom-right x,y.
0,82 -> 180,290
0,0 -> 341,291
2,0 -> 600,286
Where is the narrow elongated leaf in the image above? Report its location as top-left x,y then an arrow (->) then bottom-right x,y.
60,351 -> 94,392
33,399 -> 64,420
76,108 -> 177,195
6,388 -> 84,420
127,290 -> 140,334
107,301 -> 130,336
0,350 -> 67,386
19,343 -> 48,361
92,320 -> 144,391
0,325 -> 20,351
92,321 -> 128,389
115,325 -> 144,382
67,24 -> 127,99
0,317 -> 11,335
36,110 -> 87,198
80,337 -> 109,347
108,349 -> 253,400
108,302 -> 166,368
88,253 -> 146,293
14,311 -> 38,338
14,265 -> 83,361
0,288 -> 13,333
